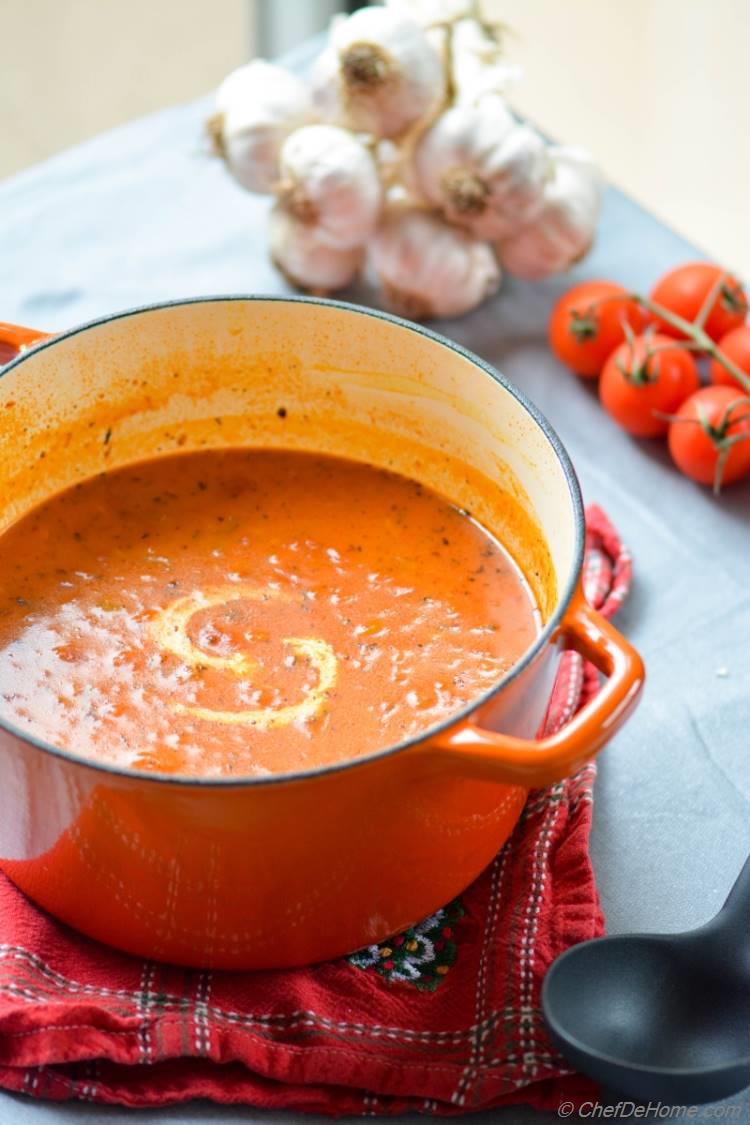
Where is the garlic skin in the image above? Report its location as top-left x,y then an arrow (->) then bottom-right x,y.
370,209 -> 500,319
310,6 -> 446,139
269,206 -> 363,293
496,147 -> 603,281
414,98 -> 551,240
210,60 -> 314,194
277,125 -> 381,250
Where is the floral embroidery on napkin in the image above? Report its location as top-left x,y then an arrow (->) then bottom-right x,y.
348,900 -> 464,990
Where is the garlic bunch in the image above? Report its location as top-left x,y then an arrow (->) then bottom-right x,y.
496,148 -> 603,281
370,209 -> 500,319
414,97 -> 551,240
270,206 -> 363,293
209,60 -> 314,193
276,125 -> 381,249
310,5 -> 446,139
209,4 -> 603,310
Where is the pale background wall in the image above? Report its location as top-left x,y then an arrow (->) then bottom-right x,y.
1,0 -> 253,175
1,0 -> 748,274
491,0 -> 750,277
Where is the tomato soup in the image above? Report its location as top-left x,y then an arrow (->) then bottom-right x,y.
0,450 -> 540,777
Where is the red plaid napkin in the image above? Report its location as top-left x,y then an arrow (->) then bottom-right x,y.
0,506 -> 632,1113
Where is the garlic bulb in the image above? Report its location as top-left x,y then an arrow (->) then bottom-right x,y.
450,18 -> 523,105
269,206 -> 363,293
496,147 -> 603,281
277,125 -> 381,250
414,97 -> 551,240
370,209 -> 500,319
310,6 -> 446,139
209,60 -> 314,193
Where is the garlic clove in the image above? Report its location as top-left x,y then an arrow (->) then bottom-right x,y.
370,209 -> 500,320
209,60 -> 315,194
415,98 -> 516,214
310,5 -> 446,139
451,18 -> 523,106
414,98 -> 551,240
269,205 -> 364,293
475,124 -> 552,238
496,146 -> 603,281
276,124 -> 381,250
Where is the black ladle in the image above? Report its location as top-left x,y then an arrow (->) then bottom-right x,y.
542,853 -> 750,1105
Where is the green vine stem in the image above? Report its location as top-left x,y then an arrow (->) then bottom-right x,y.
692,270 -> 727,330
630,293 -> 750,395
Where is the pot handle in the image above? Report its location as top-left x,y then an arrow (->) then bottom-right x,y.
0,322 -> 51,366
431,589 -> 644,787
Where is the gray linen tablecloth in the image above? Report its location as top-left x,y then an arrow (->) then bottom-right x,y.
0,38 -> 748,1124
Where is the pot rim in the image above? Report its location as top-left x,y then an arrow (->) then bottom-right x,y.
0,294 -> 585,788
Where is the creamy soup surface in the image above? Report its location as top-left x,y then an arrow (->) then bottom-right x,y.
0,450 -> 540,777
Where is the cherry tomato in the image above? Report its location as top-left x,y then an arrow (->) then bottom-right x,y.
599,334 -> 700,437
709,324 -> 750,390
649,262 -> 747,343
668,386 -> 750,489
548,280 -> 649,378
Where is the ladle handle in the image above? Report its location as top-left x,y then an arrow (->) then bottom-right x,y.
718,852 -> 750,931
696,851 -> 750,959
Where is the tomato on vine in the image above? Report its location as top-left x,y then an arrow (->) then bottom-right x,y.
709,325 -> 750,389
650,263 -> 747,343
548,280 -> 648,378
667,386 -> 750,491
599,333 -> 700,437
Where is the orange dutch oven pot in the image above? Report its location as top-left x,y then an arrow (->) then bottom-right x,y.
0,298 -> 644,969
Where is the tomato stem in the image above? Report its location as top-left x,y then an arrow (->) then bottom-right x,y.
653,411 -> 698,424
699,398 -> 750,493
693,271 -> 727,331
630,294 -> 750,396
654,395 -> 750,493
569,309 -> 599,341
616,355 -> 656,386
573,289 -> 748,390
